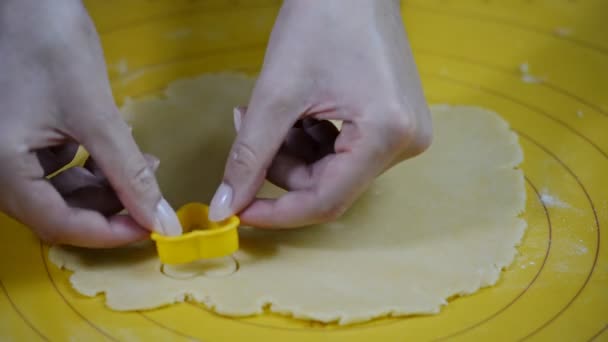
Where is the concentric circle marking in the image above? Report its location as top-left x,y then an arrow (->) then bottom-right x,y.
588,324 -> 608,342
0,280 -> 49,341
138,313 -> 200,341
515,132 -> 600,340
39,244 -> 119,342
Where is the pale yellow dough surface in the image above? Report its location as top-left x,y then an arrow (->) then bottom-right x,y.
49,74 -> 526,325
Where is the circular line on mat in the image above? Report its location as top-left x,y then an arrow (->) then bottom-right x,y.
39,243 -> 119,342
423,72 -> 608,160
138,312 -> 201,341
515,131 -> 600,340
0,280 -> 49,341
434,176 -> 552,341
403,2 -> 608,56
417,49 -> 608,118
588,324 -> 608,342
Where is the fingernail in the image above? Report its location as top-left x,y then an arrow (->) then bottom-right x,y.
144,154 -> 160,171
151,158 -> 160,171
154,198 -> 182,236
233,107 -> 243,132
209,182 -> 233,222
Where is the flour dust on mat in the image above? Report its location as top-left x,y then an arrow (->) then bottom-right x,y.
49,74 -> 527,325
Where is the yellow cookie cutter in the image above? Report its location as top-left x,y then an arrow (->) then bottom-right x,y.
150,203 -> 240,264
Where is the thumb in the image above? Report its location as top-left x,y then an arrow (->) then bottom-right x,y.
71,109 -> 182,236
209,101 -> 294,221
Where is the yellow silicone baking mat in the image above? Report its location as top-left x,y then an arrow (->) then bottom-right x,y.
0,0 -> 606,340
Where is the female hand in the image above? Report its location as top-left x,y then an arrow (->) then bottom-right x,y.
0,0 -> 181,247
210,0 -> 432,227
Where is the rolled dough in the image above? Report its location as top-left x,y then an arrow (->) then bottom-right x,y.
49,74 -> 526,325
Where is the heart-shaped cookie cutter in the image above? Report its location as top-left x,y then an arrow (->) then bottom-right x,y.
151,203 -> 240,264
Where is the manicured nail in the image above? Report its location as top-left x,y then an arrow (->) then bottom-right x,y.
144,154 -> 160,171
150,157 -> 160,171
209,182 -> 233,222
233,107 -> 244,132
154,197 -> 182,236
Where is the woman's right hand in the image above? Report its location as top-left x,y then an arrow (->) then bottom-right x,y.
0,0 -> 181,247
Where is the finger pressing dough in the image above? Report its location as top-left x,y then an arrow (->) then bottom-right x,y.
49,74 -> 526,325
